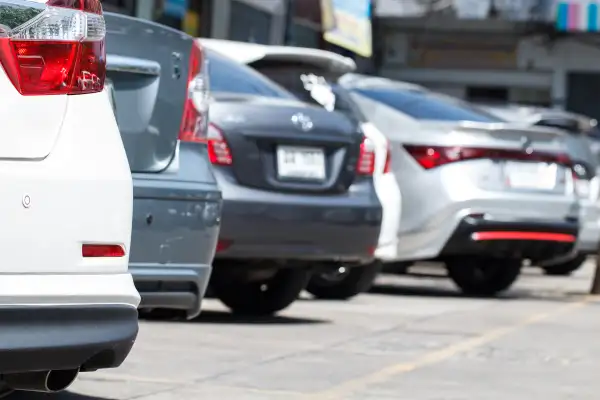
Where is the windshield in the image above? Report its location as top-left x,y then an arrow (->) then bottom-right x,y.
205,49 -> 296,100
352,87 -> 505,123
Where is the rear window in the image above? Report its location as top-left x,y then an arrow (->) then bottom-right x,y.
249,63 -> 363,122
205,50 -> 296,100
353,87 -> 504,123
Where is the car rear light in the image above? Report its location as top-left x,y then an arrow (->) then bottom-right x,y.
403,145 -> 572,170
82,244 -> 125,258
357,136 -> 375,175
0,0 -> 106,95
383,142 -> 392,174
205,123 -> 232,166
179,41 -> 210,143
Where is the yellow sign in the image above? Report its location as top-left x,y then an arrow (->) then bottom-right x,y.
321,0 -> 372,58
183,10 -> 199,36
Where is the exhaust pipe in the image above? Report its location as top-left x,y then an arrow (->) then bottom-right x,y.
3,368 -> 79,393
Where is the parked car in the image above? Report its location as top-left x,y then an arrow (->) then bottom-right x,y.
476,104 -> 600,275
200,39 -> 400,300
0,0 -> 139,396
196,45 -> 382,314
337,74 -> 580,295
104,14 -> 220,319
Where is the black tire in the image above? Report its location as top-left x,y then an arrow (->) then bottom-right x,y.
446,257 -> 522,296
306,261 -> 382,300
210,268 -> 311,316
542,253 -> 587,276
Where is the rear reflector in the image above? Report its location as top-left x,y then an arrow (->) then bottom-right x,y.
357,136 -> 375,175
82,244 -> 126,258
0,0 -> 106,95
471,231 -> 576,243
404,145 -> 572,170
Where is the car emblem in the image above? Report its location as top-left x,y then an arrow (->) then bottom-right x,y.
520,136 -> 533,154
291,113 -> 314,132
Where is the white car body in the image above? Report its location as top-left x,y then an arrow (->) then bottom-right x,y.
0,0 -> 139,394
199,38 -> 402,261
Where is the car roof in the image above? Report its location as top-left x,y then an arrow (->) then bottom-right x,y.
339,73 -> 428,92
199,38 -> 357,73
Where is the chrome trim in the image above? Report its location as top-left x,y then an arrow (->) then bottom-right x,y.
106,54 -> 161,76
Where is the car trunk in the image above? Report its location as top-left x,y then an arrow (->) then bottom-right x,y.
210,94 -> 362,194
104,13 -> 194,173
416,121 -> 573,196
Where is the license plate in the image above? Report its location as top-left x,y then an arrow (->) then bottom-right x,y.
504,161 -> 557,190
276,146 -> 326,180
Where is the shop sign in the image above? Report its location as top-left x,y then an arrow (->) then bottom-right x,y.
556,0 -> 600,32
164,0 -> 188,19
321,0 -> 372,58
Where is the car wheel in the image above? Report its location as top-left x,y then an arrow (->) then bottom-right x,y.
211,268 -> 311,316
446,257 -> 522,296
542,253 -> 587,276
306,261 -> 382,300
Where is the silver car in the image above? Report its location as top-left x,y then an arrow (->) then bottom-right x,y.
476,104 -> 600,275
339,74 -> 580,295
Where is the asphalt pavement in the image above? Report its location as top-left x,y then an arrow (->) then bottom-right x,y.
15,259 -> 600,400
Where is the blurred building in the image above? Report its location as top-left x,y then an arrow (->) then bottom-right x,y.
103,0 -> 375,69
373,0 -> 600,121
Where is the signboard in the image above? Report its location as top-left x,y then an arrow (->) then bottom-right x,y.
321,0 -> 372,58
164,0 -> 188,18
556,0 -> 600,32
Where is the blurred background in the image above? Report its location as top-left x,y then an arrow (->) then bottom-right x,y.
100,0 -> 600,120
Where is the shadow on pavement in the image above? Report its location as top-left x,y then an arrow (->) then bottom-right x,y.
369,281 -> 591,304
140,309 -> 330,325
9,392 -> 114,400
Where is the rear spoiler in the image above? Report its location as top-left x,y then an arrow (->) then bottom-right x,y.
199,38 -> 356,73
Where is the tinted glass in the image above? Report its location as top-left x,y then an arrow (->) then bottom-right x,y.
251,64 -> 362,121
205,50 -> 296,99
353,87 -> 504,122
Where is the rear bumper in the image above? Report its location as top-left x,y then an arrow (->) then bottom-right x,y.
130,264 -> 212,319
577,201 -> 600,253
440,215 -> 579,263
0,305 -> 138,374
216,179 -> 382,263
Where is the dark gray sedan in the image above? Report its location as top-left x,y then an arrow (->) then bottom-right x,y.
104,13 -> 221,319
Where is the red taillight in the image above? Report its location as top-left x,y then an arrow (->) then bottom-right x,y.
215,239 -> 232,253
179,42 -> 210,143
403,145 -> 572,170
383,142 -> 392,174
205,123 -> 233,165
0,0 -> 106,95
357,136 -> 376,175
82,244 -> 126,258
46,0 -> 103,13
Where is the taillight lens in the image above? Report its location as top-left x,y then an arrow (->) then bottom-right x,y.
357,136 -> 376,175
179,41 -> 210,143
403,145 -> 572,170
383,142 -> 392,174
0,0 -> 106,95
206,123 -> 232,166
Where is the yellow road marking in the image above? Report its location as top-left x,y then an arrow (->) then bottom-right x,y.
306,297 -> 593,400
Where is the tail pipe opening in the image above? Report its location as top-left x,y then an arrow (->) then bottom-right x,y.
3,368 -> 79,393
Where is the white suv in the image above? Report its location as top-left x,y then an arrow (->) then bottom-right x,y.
0,0 -> 139,395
